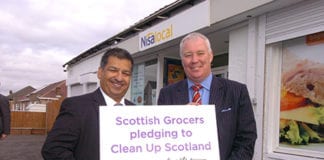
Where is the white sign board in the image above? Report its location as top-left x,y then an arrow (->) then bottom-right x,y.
99,105 -> 220,160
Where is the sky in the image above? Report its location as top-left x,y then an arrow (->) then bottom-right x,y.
0,0 -> 176,95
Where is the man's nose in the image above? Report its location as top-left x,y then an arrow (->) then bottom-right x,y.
115,71 -> 123,80
191,54 -> 199,62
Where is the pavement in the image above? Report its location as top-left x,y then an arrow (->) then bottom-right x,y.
0,135 -> 46,160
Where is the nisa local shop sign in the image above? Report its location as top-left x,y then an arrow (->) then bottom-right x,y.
138,0 -> 210,51
139,24 -> 173,50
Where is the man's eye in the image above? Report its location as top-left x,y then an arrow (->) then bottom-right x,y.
197,51 -> 205,55
107,67 -> 118,72
122,71 -> 131,76
183,53 -> 192,57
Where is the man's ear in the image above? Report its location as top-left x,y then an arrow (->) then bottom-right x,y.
97,67 -> 102,79
209,52 -> 214,63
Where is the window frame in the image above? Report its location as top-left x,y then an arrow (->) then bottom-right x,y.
264,41 -> 324,159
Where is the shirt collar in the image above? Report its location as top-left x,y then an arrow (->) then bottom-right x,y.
187,73 -> 212,91
100,87 -> 125,106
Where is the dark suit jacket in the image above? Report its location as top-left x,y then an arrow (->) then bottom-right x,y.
0,94 -> 10,134
158,76 -> 257,160
42,88 -> 134,160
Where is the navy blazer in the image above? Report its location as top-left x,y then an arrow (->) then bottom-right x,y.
42,88 -> 134,160
158,76 -> 257,160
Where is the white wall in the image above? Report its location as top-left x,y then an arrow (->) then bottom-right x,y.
228,16 -> 267,160
266,0 -> 324,44
66,53 -> 102,86
116,35 -> 139,54
228,25 -> 248,83
70,84 -> 83,97
210,0 -> 273,24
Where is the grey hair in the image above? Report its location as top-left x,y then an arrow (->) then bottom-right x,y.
179,32 -> 212,57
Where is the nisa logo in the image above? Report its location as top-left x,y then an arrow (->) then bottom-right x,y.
141,25 -> 173,48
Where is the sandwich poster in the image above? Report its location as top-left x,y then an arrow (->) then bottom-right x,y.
279,32 -> 324,152
99,105 -> 220,160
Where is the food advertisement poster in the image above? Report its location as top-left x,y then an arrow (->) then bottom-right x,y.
99,105 -> 220,160
167,64 -> 185,85
279,32 -> 324,152
164,58 -> 185,86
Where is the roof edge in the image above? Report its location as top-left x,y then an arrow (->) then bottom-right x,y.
63,0 -> 200,68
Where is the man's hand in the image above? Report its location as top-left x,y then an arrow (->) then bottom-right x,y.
0,133 -> 8,140
187,102 -> 200,105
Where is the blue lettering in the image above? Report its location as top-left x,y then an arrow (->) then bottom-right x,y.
140,34 -> 155,48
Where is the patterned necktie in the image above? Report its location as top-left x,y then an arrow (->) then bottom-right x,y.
191,84 -> 202,104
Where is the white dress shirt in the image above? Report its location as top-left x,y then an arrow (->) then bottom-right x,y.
100,87 -> 125,106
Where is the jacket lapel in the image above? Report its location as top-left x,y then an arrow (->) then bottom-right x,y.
125,99 -> 135,105
92,88 -> 106,113
175,80 -> 190,104
209,76 -> 225,109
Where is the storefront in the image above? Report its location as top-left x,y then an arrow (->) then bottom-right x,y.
63,0 -> 324,159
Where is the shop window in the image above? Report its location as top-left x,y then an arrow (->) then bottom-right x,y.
211,53 -> 228,68
131,59 -> 158,105
212,66 -> 228,79
264,32 -> 324,159
212,54 -> 228,78
163,58 -> 185,87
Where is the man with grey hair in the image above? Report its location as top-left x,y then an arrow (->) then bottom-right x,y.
158,32 -> 257,160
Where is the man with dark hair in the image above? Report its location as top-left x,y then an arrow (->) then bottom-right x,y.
0,90 -> 10,140
158,32 -> 257,160
42,47 -> 135,160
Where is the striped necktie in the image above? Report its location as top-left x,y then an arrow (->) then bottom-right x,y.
191,84 -> 202,104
